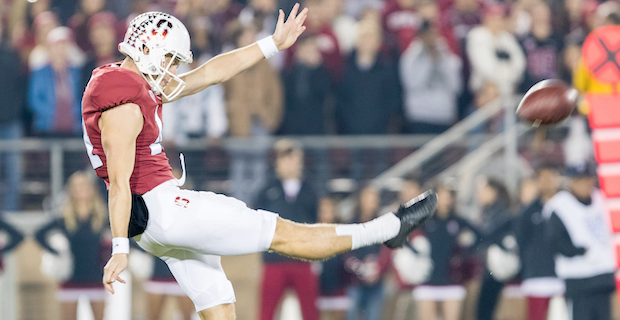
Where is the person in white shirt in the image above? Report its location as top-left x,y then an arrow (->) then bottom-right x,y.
466,4 -> 525,98
400,20 -> 462,134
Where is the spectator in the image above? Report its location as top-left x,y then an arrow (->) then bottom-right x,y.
336,20 -> 399,179
344,0 -> 382,19
238,0 -> 278,39
144,258 -> 195,320
517,164 -> 565,320
416,0 -> 459,54
279,34 -> 331,135
317,197 -> 350,320
80,12 -> 123,93
441,0 -> 481,55
390,176 -> 423,320
224,21 -> 282,203
589,2 -> 620,31
68,0 -> 107,52
28,27 -> 82,137
400,20 -> 462,134
28,12 -> 85,72
35,171 -> 109,320
381,0 -> 421,55
344,184 -> 391,320
28,11 -> 60,71
474,176 -> 514,320
322,0 -> 357,56
440,0 -> 480,118
208,0 -> 244,54
519,2 -> 564,93
475,176 -> 513,239
509,0 -> 538,37
519,178 -> 538,207
224,21 -> 283,138
466,3 -> 526,98
544,163 -> 616,320
255,139 -> 320,320
0,24 -> 26,211
293,0 -> 343,82
11,2 -> 52,65
551,0 -> 589,36
50,0 -> 79,24
238,0 -> 281,68
336,20 -> 400,135
414,182 -> 480,320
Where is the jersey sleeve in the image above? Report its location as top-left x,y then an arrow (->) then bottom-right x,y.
88,69 -> 144,111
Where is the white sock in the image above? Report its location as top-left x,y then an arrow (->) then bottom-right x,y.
335,212 -> 401,250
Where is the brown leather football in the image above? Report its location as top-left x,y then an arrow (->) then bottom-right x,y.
516,79 -> 578,126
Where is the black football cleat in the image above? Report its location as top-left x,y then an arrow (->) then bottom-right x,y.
384,190 -> 437,249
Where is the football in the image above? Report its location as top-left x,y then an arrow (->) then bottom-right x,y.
516,79 -> 579,126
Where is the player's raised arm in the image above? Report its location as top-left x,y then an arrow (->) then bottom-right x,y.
165,3 -> 307,102
99,103 -> 144,294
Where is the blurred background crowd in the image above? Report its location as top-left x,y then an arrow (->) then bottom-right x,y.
0,0 -> 619,318
1,0 -> 614,142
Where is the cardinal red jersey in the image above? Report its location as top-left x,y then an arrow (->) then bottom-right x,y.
82,63 -> 174,195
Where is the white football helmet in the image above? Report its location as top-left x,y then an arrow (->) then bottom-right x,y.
119,12 -> 193,101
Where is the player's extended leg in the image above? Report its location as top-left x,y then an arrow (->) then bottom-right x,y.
269,190 -> 438,260
269,219 -> 352,259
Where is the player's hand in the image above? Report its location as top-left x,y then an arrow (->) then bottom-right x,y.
103,254 -> 128,294
272,3 -> 308,51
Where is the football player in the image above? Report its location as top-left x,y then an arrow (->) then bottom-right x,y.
81,5 -> 437,319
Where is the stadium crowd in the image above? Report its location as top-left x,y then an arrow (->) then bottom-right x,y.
0,0 -> 618,319
0,0 -> 614,140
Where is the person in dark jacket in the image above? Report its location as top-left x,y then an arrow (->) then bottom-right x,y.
255,139 -> 320,320
414,182 -> 481,320
335,20 -> 400,135
0,30 -> 26,211
279,34 -> 331,135
344,183 -> 391,320
517,164 -> 564,320
335,21 -> 400,180
317,197 -> 349,320
35,171 -> 109,320
518,2 -> 564,93
544,163 -> 616,320
475,176 -> 515,320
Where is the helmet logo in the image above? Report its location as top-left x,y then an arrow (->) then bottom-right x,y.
152,19 -> 173,40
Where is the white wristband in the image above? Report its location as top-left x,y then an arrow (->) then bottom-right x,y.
257,36 -> 279,59
112,238 -> 130,255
